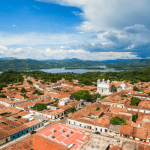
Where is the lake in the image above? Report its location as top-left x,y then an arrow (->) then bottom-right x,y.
40,68 -> 125,74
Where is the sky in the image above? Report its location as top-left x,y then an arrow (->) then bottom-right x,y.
0,0 -> 150,60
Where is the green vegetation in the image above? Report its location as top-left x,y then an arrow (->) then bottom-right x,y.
20,94 -> 28,99
0,94 -> 7,98
64,90 -> 70,92
88,113 -> 92,116
21,87 -> 27,93
33,90 -> 44,95
110,85 -> 117,92
121,95 -> 127,97
132,113 -> 138,122
95,107 -> 100,111
72,90 -> 100,102
70,106 -> 76,113
101,95 -> 107,99
56,88 -> 60,91
0,112 -> 11,116
8,87 -> 15,90
15,87 -> 18,90
0,71 -> 23,91
51,77 -> 57,83
133,86 -> 140,92
27,80 -> 33,85
110,116 -> 127,125
147,92 -> 150,96
33,103 -> 47,111
53,99 -> 59,104
130,97 -> 141,106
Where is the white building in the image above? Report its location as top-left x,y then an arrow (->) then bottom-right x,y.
97,79 -> 127,95
97,78 -> 112,95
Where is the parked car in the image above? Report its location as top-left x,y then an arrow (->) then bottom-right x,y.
95,132 -> 100,134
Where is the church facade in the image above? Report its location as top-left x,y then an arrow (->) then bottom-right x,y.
96,79 -> 127,95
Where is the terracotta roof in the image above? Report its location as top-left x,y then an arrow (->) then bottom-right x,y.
68,103 -> 110,128
0,128 -> 10,140
25,119 -> 40,127
17,118 -> 29,123
110,145 -> 122,150
0,106 -> 21,115
13,111 -> 30,118
120,125 -> 148,139
2,134 -> 68,150
52,93 -> 71,99
138,143 -> 150,150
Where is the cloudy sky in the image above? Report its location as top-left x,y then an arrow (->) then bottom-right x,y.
0,0 -> 150,60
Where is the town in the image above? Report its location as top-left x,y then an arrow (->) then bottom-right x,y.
0,71 -> 149,150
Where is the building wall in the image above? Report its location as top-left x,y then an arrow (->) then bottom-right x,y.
68,119 -> 108,132
0,137 -> 11,146
10,128 -> 29,141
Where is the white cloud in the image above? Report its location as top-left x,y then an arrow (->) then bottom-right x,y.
36,0 -> 150,31
12,25 -> 16,27
0,45 -> 139,60
0,32 -> 85,46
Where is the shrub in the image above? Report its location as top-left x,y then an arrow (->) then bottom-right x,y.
130,97 -> 141,106
110,116 -> 127,125
0,94 -> 7,98
21,87 -> 27,93
133,86 -> 140,91
33,103 -> 47,111
27,80 -> 33,85
132,113 -> 138,122
121,95 -> 127,97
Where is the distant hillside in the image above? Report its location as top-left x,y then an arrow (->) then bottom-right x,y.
0,59 -> 103,71
0,58 -> 149,71
105,59 -> 150,70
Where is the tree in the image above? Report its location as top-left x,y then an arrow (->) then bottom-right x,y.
95,107 -> 100,111
27,80 -> 33,85
70,106 -> 76,113
110,85 -> 117,92
81,78 -> 92,85
21,87 -> 26,93
33,103 -> 47,111
101,95 -> 107,99
15,87 -> 18,90
51,77 -> 57,83
92,93 -> 101,100
121,95 -> 127,97
0,94 -> 7,98
132,113 -> 138,122
110,116 -> 127,125
130,97 -> 141,106
133,86 -> 140,91
33,90 -> 44,95
73,90 -> 92,101
147,92 -> 150,96
56,88 -> 60,91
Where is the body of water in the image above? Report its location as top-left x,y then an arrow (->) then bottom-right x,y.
41,68 -> 125,74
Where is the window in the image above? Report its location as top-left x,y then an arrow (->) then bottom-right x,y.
22,131 -> 24,135
100,129 -> 102,132
105,129 -> 107,132
18,134 -> 19,138
26,130 -> 28,133
13,136 -> 15,140
6,138 -> 8,143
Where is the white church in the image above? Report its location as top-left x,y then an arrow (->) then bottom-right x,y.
96,78 -> 127,95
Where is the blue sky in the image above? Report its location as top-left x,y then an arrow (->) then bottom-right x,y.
0,0 -> 150,60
